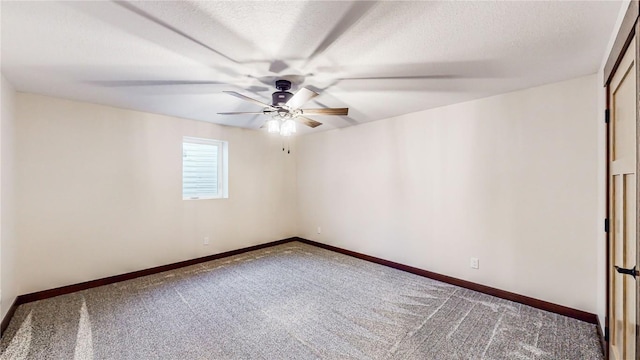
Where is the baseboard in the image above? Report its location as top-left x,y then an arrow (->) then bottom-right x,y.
294,238 -> 598,324
0,298 -> 19,336
2,235 -> 599,337
2,237 -> 298,334
596,316 -> 606,357
18,237 -> 299,305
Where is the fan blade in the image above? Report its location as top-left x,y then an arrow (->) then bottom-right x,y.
322,61 -> 503,80
339,75 -> 458,81
269,60 -> 289,74
286,88 -> 319,109
301,108 -> 348,116
217,112 -> 267,115
305,1 -> 377,65
113,1 -> 241,64
223,91 -> 274,109
297,116 -> 323,128
250,74 -> 310,87
89,80 -> 227,87
246,86 -> 270,93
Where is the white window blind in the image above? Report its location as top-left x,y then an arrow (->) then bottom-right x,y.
182,137 -> 228,200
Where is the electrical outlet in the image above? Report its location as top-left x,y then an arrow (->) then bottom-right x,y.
317,226 -> 322,234
203,236 -> 210,246
470,257 -> 479,269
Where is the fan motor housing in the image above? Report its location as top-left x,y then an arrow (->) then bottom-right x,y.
272,79 -> 293,106
272,91 -> 293,106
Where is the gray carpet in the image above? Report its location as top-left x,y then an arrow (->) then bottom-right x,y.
1,242 -> 602,359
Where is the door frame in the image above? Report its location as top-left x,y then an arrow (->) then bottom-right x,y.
604,2 -> 640,360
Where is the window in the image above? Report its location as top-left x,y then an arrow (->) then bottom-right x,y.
182,137 -> 228,200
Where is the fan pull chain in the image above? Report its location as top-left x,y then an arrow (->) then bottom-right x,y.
282,138 -> 285,152
288,139 -> 290,154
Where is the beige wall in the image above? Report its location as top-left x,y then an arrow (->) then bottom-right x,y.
12,75 -> 601,315
1,75 -> 18,319
15,93 -> 297,294
296,75 -> 599,313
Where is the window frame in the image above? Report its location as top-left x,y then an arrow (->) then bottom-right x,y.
182,136 -> 229,200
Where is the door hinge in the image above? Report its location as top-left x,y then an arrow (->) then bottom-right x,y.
605,218 -> 610,233
605,109 -> 610,123
604,326 -> 609,342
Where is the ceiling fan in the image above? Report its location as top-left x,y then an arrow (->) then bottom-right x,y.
217,80 -> 348,135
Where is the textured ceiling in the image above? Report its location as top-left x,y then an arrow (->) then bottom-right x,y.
1,1 -> 622,133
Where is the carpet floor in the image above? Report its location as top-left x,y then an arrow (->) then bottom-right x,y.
1,242 -> 602,359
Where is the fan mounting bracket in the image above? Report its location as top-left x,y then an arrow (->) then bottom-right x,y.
275,80 -> 292,91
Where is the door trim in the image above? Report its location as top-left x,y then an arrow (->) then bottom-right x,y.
606,84 -> 611,360
636,18 -> 640,360
605,3 -> 640,358
604,1 -> 639,87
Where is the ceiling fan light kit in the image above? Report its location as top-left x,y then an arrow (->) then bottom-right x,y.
280,119 -> 297,137
266,118 -> 297,136
218,79 -> 349,139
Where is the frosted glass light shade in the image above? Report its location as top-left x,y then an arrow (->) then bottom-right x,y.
266,119 -> 280,133
280,119 -> 296,136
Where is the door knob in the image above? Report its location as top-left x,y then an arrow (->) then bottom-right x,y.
614,265 -> 638,278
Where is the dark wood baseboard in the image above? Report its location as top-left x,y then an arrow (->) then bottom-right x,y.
2,236 -> 600,337
19,237 -> 297,304
1,237 -> 298,334
596,316 -> 606,357
295,238 -> 598,324
1,298 -> 19,336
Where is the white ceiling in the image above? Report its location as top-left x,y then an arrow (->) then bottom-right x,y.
1,1 -> 622,134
